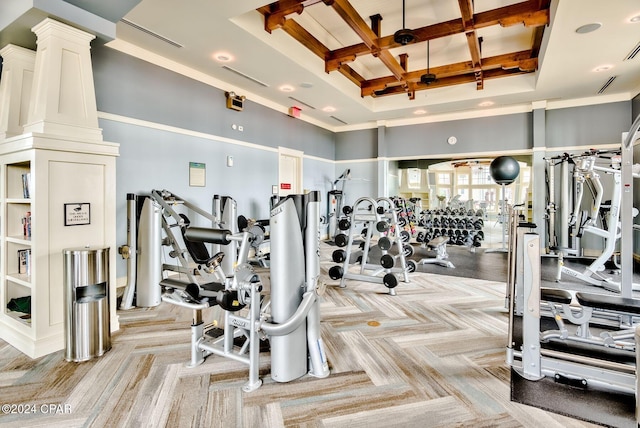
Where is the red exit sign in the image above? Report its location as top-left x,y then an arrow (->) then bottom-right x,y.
280,183 -> 291,190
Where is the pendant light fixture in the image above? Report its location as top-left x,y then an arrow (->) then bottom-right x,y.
420,40 -> 437,84
393,0 -> 416,45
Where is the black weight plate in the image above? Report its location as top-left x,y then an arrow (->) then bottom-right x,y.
380,254 -> 395,269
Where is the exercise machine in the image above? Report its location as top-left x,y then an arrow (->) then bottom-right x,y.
119,190 -> 243,309
506,208 -> 639,426
162,192 -> 329,391
327,169 -> 350,240
552,151 -> 640,293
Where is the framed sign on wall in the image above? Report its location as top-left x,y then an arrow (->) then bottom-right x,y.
64,203 -> 91,226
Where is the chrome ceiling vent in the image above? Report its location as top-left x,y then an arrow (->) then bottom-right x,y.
597,76 -> 617,94
120,19 -> 183,48
288,96 -> 316,110
221,65 -> 269,88
624,41 -> 640,60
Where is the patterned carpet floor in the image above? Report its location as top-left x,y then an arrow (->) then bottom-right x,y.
0,242 -> 601,427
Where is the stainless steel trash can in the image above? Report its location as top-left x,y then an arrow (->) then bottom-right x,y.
64,246 -> 111,362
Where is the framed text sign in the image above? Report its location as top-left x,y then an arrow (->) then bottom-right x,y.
189,162 -> 206,187
64,203 -> 91,226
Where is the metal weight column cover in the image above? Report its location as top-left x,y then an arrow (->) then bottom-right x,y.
269,194 -> 308,382
137,196 -> 162,307
305,191 -> 330,378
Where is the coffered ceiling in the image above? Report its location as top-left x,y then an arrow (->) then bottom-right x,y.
258,0 -> 548,100
2,0 -> 640,130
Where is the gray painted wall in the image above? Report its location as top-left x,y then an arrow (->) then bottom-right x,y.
92,44 -> 336,160
384,113 -> 532,158
90,44 -> 337,277
335,128 -> 377,161
545,102 -> 631,147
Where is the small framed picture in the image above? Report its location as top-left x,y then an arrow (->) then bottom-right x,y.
64,203 -> 91,226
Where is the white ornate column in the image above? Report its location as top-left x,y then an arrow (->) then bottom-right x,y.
23,18 -> 102,142
0,44 -> 36,140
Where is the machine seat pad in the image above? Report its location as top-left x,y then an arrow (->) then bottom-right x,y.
541,288 -> 572,304
575,292 -> 640,315
427,236 -> 448,248
201,282 -> 225,292
185,282 -> 221,305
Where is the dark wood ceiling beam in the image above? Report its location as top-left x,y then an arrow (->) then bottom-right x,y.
324,2 -> 548,68
324,0 -> 406,80
370,14 -> 383,37
459,0 -> 484,90
371,66 -> 533,97
281,19 -> 329,60
261,0 -> 306,32
361,50 -> 535,96
399,53 -> 408,71
337,63 -> 365,86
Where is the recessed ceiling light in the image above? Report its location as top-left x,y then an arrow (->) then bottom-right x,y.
413,109 -> 427,115
300,82 -> 314,88
322,106 -> 336,113
279,85 -> 295,92
629,14 -> 640,23
593,64 -> 613,72
575,22 -> 602,34
213,52 -> 233,62
479,101 -> 494,107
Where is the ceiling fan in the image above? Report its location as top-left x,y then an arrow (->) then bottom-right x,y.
421,40 -> 436,85
393,0 -> 416,45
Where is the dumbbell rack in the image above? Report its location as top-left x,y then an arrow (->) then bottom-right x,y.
416,207 -> 485,250
329,196 -> 411,295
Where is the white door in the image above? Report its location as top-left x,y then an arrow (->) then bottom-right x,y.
278,147 -> 303,196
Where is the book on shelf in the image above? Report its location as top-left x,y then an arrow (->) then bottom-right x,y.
18,248 -> 31,275
22,211 -> 31,238
21,172 -> 31,198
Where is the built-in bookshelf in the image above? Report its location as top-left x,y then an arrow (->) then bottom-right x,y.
1,157 -> 33,340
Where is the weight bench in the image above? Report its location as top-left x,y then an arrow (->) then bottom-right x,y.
539,287 -> 638,350
418,235 -> 455,268
575,292 -> 640,315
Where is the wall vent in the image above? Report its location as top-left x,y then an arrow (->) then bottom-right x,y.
625,41 -> 640,60
120,19 -> 183,48
597,76 -> 617,94
221,65 -> 269,88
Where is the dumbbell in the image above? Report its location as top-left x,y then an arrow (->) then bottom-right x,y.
376,221 -> 390,233
402,244 -> 414,257
378,236 -> 392,251
416,232 -> 425,243
383,273 -> 398,289
380,254 -> 395,269
406,260 -> 417,273
329,265 -> 343,280
400,230 -> 411,243
332,249 -> 346,263
334,233 -> 348,247
342,205 -> 353,215
338,218 -> 351,231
